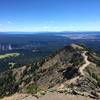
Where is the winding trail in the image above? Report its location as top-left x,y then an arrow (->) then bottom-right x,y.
79,51 -> 90,76
65,51 -> 91,85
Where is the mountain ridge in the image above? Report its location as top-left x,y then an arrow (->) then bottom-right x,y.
0,44 -> 100,99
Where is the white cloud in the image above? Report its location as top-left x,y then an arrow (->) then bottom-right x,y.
8,21 -> 12,24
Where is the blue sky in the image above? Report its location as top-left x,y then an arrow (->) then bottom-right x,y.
0,0 -> 100,32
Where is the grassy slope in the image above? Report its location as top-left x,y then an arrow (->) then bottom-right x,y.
0,53 -> 20,59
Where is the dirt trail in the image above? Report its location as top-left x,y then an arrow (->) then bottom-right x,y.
79,51 -> 90,76
2,92 -> 93,100
66,51 -> 90,85
37,92 -> 93,100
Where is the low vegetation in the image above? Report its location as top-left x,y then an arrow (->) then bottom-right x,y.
25,83 -> 40,94
0,71 -> 18,98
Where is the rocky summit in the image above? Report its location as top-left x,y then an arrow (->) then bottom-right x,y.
0,44 -> 100,100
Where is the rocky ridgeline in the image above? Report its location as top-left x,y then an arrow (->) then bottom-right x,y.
0,44 -> 100,99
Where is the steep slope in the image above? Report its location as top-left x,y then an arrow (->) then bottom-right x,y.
34,44 -> 84,90
0,44 -> 100,99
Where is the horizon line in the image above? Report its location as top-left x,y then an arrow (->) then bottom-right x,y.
0,31 -> 100,33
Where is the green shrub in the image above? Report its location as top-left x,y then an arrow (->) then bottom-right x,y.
26,83 -> 39,94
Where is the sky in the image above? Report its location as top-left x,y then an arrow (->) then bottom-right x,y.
0,0 -> 100,32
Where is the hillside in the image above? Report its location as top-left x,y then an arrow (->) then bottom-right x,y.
0,44 -> 100,100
